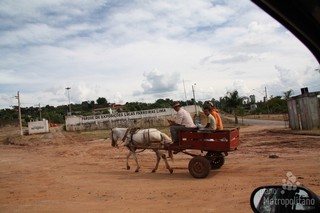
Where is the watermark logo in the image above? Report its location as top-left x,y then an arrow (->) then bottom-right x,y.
258,172 -> 316,209
281,171 -> 301,194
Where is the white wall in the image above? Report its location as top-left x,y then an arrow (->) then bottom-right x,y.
65,105 -> 202,131
28,119 -> 49,134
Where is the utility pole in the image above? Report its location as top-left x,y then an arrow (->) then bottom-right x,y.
192,83 -> 197,111
192,83 -> 200,124
65,87 -> 71,115
16,91 -> 23,136
183,79 -> 188,105
265,86 -> 270,114
265,86 -> 268,101
38,103 -> 42,120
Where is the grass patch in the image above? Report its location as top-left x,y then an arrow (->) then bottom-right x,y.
68,129 -> 110,141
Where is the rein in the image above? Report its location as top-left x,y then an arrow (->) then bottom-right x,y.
121,128 -> 130,142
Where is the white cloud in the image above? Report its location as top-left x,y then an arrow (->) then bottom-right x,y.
133,69 -> 180,95
0,0 -> 319,109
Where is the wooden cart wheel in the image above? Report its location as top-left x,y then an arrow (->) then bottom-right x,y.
210,155 -> 225,170
205,152 -> 225,170
188,156 -> 210,178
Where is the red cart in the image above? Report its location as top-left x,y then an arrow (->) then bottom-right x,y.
166,127 -> 240,178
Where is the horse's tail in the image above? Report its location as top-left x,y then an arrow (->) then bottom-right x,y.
160,132 -> 174,161
160,132 -> 172,144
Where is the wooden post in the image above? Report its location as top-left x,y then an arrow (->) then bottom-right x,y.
17,91 -> 23,136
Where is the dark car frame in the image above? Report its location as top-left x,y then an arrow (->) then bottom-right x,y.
251,0 -> 320,63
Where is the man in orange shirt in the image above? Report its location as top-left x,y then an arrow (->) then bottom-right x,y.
208,102 -> 223,130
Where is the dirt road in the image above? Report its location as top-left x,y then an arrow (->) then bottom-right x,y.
0,126 -> 319,213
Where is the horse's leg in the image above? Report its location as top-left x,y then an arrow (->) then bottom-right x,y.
127,150 -> 140,172
126,151 -> 132,170
131,151 -> 140,172
156,150 -> 173,174
152,149 -> 161,173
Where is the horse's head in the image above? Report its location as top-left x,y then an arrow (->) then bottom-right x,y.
111,127 -> 128,148
111,128 -> 118,148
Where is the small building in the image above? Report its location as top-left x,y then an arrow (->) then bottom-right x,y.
250,104 -> 258,111
93,104 -> 126,114
287,88 -> 320,130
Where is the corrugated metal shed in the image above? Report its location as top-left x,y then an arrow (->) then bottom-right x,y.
287,90 -> 320,130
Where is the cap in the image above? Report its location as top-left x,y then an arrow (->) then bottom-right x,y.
172,102 -> 181,108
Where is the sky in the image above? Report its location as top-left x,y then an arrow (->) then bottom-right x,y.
1,0 -> 319,109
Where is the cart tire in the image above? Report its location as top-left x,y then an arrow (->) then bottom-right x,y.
188,156 -> 210,178
210,156 -> 225,170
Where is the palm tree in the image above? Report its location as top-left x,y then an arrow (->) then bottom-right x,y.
224,90 -> 242,124
283,89 -> 294,100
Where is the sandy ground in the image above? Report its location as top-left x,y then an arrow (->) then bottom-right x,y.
0,125 -> 319,213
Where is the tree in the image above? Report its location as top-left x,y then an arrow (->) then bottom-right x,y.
42,111 -> 64,124
96,97 -> 108,106
283,89 -> 294,100
153,98 -> 172,108
236,106 -> 246,125
267,96 -> 288,113
0,109 -> 18,126
223,90 -> 242,124
81,101 -> 90,112
210,98 -> 221,109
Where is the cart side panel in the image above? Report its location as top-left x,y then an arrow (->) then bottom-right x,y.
229,127 -> 240,150
178,127 -> 240,151
179,131 -> 205,148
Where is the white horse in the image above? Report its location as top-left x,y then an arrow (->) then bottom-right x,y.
111,127 -> 173,174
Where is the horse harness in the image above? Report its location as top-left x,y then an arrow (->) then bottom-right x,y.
122,128 -> 155,152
